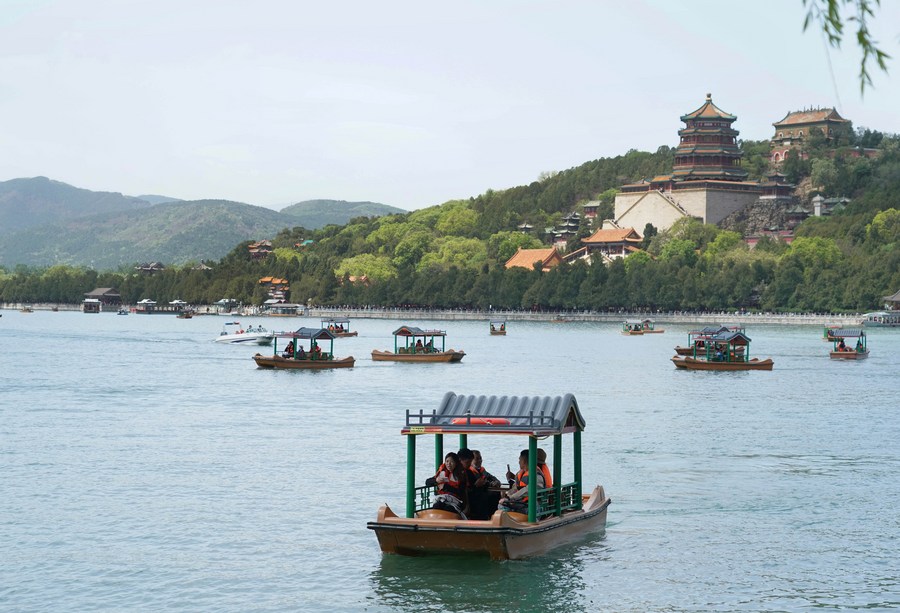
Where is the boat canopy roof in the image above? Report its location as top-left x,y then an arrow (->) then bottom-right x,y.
278,327 -> 336,340
831,328 -> 865,338
490,320 -> 506,325
322,317 -> 351,324
695,325 -> 730,335
402,392 -> 586,436
392,325 -> 446,337
623,319 -> 643,325
708,330 -> 751,344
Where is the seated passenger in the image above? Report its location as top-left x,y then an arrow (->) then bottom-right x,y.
425,340 -> 434,352
282,342 -> 294,358
466,449 -> 501,520
296,346 -> 307,360
838,339 -> 847,351
536,448 -> 553,489
415,340 -> 424,352
498,449 -> 545,515
426,452 -> 467,518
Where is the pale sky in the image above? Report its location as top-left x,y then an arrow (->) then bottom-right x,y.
1,0 -> 899,211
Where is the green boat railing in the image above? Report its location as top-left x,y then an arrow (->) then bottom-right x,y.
412,482 -> 581,519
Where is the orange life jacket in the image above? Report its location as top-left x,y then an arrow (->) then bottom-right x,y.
435,464 -> 464,499
539,463 -> 553,488
515,469 -> 531,502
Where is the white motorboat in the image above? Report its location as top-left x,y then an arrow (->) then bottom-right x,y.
214,322 -> 275,345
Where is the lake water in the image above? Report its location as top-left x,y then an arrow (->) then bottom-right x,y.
2,310 -> 899,612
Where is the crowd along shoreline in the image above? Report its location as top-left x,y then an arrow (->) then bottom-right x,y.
1,303 -> 866,327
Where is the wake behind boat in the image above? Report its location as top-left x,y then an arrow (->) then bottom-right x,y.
214,322 -> 274,345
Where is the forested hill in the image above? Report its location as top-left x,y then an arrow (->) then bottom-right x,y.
0,176 -> 152,234
0,200 -> 299,269
280,199 -> 405,229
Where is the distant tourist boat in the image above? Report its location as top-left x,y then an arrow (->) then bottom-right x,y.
829,329 -> 869,360
367,392 -> 611,560
489,320 -> 507,336
215,322 -> 274,345
861,311 -> 900,327
823,325 -> 842,341
674,324 -> 743,356
371,326 -> 465,363
321,317 -> 358,337
20,305 -> 34,313
671,329 -> 773,371
620,318 -> 664,334
253,327 -> 354,369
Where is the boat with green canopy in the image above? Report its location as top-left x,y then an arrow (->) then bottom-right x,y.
671,329 -> 773,370
829,328 -> 869,360
489,320 -> 507,336
253,327 -> 355,369
371,326 -> 465,362
321,316 -> 358,337
367,392 -> 611,560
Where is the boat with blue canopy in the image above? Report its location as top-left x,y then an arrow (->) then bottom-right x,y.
371,326 -> 465,362
671,329 -> 773,370
253,327 -> 354,369
829,329 -> 869,360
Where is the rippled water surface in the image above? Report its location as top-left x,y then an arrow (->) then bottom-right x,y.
2,311 -> 899,611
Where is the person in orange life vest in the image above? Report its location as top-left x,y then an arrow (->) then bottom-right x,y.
282,341 -> 294,358
466,449 -> 502,520
498,449 -> 545,514
426,452 -> 468,518
537,448 -> 553,489
312,342 -> 322,359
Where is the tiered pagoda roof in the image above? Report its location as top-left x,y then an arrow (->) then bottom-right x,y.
673,93 -> 748,182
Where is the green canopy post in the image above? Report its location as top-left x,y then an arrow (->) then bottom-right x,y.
458,434 -> 467,450
527,436 -> 538,523
406,435 -> 416,518
434,434 -> 444,471
553,434 -> 562,516
574,429 -> 583,510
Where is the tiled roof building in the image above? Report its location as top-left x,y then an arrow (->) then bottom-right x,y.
504,247 -> 563,272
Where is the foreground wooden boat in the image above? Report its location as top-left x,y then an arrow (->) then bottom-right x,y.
489,320 -> 507,336
829,328 -> 869,360
322,316 -> 358,337
253,327 -> 354,369
367,392 -> 611,560
671,329 -> 773,371
371,326 -> 465,363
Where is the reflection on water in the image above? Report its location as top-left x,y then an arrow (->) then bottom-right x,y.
368,532 -> 608,613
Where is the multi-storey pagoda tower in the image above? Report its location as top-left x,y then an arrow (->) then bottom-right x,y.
610,93 -> 762,232
672,93 -> 748,182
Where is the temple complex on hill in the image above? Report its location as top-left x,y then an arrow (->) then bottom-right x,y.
770,108 -> 850,162
609,94 -> 762,233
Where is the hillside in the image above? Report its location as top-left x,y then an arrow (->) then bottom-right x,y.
0,176 -> 151,234
280,199 -> 405,229
0,200 -> 299,269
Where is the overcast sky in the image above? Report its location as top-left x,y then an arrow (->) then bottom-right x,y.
2,0 -> 899,211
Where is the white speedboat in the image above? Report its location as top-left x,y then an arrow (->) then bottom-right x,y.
214,322 -> 275,345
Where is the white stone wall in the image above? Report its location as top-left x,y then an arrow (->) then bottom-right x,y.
615,186 -> 760,230
614,191 -> 686,231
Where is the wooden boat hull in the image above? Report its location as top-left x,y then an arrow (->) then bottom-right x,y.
253,354 -> 355,369
671,356 -> 774,371
490,330 -> 506,336
642,329 -> 664,334
368,486 -> 610,560
674,346 -> 694,356
371,350 -> 465,363
830,350 -> 869,360
622,330 -> 643,335
332,331 -> 358,337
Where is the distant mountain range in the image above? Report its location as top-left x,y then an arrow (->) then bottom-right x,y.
0,177 -> 404,268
